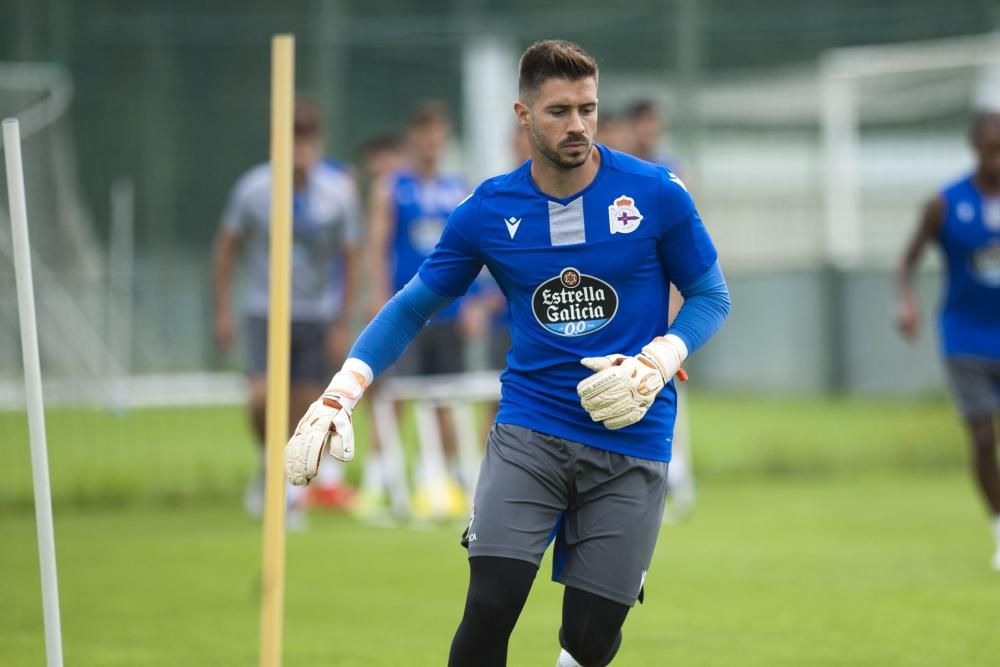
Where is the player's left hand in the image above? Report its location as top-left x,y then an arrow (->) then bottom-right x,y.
577,336 -> 688,430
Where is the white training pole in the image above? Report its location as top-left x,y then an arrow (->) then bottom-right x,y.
109,175 -> 135,411
3,117 -> 64,667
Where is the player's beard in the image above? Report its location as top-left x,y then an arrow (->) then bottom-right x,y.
529,124 -> 592,171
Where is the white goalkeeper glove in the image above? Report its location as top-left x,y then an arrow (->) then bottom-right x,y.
285,358 -> 373,486
577,334 -> 689,430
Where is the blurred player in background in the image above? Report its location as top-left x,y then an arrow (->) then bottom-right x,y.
365,101 -> 470,517
625,99 -> 680,175
595,110 -> 631,153
213,99 -> 361,524
896,111 -> 1000,570
360,132 -> 407,188
623,98 -> 696,521
285,40 -> 730,666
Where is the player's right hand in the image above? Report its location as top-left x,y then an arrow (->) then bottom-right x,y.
896,296 -> 920,342
285,364 -> 369,486
214,309 -> 235,349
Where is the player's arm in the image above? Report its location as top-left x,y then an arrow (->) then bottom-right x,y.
285,275 -> 456,484
366,174 -> 394,318
212,191 -> 246,350
577,262 -> 730,429
578,180 -> 730,430
895,195 -> 944,342
286,197 -> 484,485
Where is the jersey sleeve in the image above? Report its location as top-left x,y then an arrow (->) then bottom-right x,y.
656,173 -> 719,290
417,193 -> 485,298
221,172 -> 254,233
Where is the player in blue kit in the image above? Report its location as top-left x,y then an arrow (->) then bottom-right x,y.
285,41 -> 730,665
896,111 -> 1000,571
365,101 -> 471,514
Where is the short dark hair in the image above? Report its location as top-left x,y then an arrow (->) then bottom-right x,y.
518,40 -> 598,100
407,100 -> 451,129
970,111 -> 1000,141
294,97 -> 323,137
360,132 -> 405,157
625,99 -> 659,122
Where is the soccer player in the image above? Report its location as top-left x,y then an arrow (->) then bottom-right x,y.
359,132 -> 407,188
595,110 -> 632,153
213,99 -> 361,522
896,111 -> 1000,571
624,99 -> 680,174
365,101 -> 471,514
285,40 -> 730,665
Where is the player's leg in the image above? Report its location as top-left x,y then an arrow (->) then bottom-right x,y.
664,382 -> 695,523
426,321 -> 468,489
556,587 -> 629,666
966,414 -> 1000,514
448,556 -> 537,667
945,358 -> 1000,568
242,315 -> 269,518
291,320 -> 354,510
553,443 -> 669,664
248,376 -> 268,443
965,413 -> 1000,569
450,423 -> 572,664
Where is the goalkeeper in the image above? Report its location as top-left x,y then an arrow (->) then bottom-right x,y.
286,39 -> 730,667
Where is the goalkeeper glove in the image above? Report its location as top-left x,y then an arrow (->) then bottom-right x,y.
285,359 -> 372,486
577,334 -> 688,430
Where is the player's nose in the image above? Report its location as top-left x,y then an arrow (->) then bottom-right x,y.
566,110 -> 586,134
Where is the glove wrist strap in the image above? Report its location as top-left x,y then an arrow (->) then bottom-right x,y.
643,334 -> 689,382
323,358 -> 374,411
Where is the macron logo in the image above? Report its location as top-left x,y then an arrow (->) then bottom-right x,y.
504,216 -> 522,239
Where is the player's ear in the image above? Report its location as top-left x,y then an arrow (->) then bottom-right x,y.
514,100 -> 530,129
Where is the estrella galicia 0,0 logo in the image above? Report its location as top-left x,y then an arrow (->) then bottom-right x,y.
531,267 -> 619,336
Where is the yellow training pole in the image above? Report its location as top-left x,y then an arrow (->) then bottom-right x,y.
260,33 -> 294,667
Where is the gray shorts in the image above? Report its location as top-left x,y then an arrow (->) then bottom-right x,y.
945,356 -> 1000,418
244,315 -> 333,384
392,320 -> 465,377
463,423 -> 669,607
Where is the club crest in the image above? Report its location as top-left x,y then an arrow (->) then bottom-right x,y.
608,195 -> 643,234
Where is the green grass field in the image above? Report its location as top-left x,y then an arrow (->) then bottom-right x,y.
2,395 -> 999,665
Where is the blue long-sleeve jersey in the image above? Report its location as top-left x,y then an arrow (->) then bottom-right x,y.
355,145 -> 727,461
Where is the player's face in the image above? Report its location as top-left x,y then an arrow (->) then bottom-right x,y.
521,76 -> 598,170
409,120 -> 450,165
364,148 -> 405,182
972,119 -> 1000,182
598,118 -> 630,152
293,134 -> 322,174
631,112 -> 662,152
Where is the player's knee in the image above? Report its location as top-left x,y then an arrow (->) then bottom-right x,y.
968,419 -> 996,453
463,587 -> 518,630
248,378 -> 268,409
462,558 -> 534,633
560,625 -> 622,666
560,587 -> 628,666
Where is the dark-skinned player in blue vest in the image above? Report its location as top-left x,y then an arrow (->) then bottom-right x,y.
897,111 -> 1000,572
